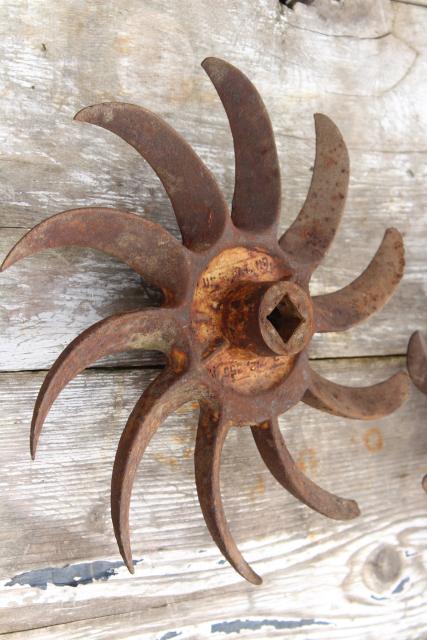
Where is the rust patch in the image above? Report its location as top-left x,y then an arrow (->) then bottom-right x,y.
169,347 -> 188,374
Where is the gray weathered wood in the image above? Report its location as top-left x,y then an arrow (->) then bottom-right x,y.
0,0 -> 426,638
0,357 -> 426,637
0,1 -> 426,368
1,146 -> 426,368
282,0 -> 394,37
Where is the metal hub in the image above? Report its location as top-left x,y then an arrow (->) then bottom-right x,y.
192,246 -> 302,395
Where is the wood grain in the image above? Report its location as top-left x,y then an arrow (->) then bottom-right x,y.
0,0 -> 426,637
1,140 -> 426,368
0,0 -> 426,367
0,357 -> 426,637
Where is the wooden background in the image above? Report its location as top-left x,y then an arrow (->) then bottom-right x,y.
0,0 -> 426,637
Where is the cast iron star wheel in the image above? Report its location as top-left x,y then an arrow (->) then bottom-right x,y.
2,57 -> 409,584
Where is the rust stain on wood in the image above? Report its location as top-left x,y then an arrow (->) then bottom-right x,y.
363,427 -> 384,453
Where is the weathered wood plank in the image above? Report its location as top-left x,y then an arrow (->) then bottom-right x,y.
1,186 -> 425,370
394,0 -> 427,7
0,356 -> 426,636
0,1 -> 426,638
282,0 -> 393,37
0,0 -> 423,239
0,1 -> 426,368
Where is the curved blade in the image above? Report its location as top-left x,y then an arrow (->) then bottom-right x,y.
314,228 -> 404,332
303,367 -> 409,419
75,104 -> 229,251
30,309 -> 184,458
202,57 -> 280,235
1,207 -> 190,303
195,401 -> 262,585
407,331 -> 427,395
111,369 -> 198,572
251,418 -> 359,520
279,114 -> 349,281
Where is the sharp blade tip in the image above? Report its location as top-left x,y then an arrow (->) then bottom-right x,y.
73,107 -> 90,122
113,513 -> 134,574
74,104 -> 104,123
1,253 -> 14,272
246,570 -> 263,586
385,226 -> 403,241
325,498 -> 360,521
201,56 -> 223,69
201,56 -> 213,68
30,416 -> 42,459
350,500 -> 361,519
313,113 -> 347,150
383,227 -> 405,266
126,560 -> 135,574
116,537 -> 134,574
313,112 -> 332,126
234,560 -> 262,585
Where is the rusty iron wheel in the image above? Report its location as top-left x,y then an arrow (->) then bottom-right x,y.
2,57 -> 409,584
